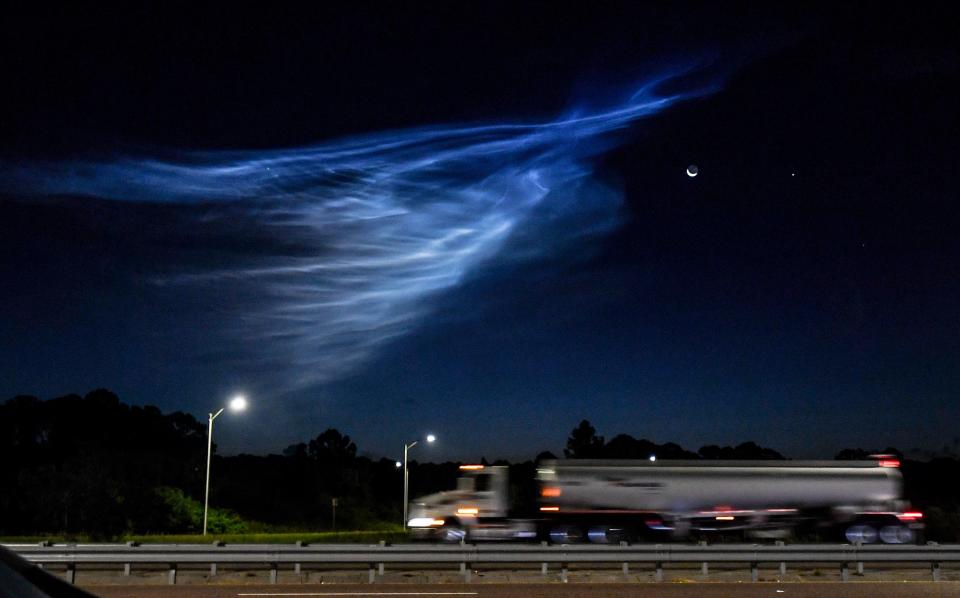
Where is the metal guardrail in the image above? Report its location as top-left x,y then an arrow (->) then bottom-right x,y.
7,541 -> 957,585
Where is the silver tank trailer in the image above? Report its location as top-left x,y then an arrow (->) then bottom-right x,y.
538,460 -> 902,513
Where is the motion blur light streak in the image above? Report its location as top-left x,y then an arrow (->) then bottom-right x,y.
3,68 -> 717,394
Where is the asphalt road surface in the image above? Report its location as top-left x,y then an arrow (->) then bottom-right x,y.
85,583 -> 960,597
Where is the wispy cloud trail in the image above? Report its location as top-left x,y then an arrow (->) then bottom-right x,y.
4,70 -> 717,392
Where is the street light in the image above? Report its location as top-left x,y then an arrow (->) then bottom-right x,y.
203,394 -> 247,536
403,433 -> 435,528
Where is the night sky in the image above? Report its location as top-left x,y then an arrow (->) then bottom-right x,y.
2,3 -> 958,461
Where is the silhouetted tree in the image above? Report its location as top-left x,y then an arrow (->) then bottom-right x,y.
283,442 -> 308,459
0,390 -> 206,536
657,442 -> 700,459
603,434 -> 657,459
698,441 -> 784,460
835,448 -> 873,460
535,451 -> 557,462
308,428 -> 357,463
564,420 -> 605,458
835,447 -> 903,460
599,435 -> 700,460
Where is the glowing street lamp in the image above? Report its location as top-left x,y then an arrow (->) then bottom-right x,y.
203,394 -> 247,535
403,433 -> 436,528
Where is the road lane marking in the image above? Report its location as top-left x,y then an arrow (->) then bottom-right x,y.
238,594 -> 479,597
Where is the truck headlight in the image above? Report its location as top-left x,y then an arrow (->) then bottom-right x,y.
408,517 -> 445,527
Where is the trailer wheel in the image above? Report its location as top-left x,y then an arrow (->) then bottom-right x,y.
441,523 -> 467,543
879,525 -> 914,544
549,525 -> 585,544
844,524 -> 878,544
587,525 -> 631,544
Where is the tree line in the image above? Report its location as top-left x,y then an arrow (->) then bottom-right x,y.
561,419 -> 787,460
1,392 -> 958,540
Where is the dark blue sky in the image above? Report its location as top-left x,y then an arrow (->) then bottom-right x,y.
1,3 -> 958,461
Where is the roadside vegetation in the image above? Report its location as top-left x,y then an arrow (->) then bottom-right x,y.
3,391 -> 959,542
2,531 -> 408,545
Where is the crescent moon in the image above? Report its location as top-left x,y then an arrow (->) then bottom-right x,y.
686,165 -> 698,177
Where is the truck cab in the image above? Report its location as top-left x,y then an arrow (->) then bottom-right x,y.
407,465 -> 535,541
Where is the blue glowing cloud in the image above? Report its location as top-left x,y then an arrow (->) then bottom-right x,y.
3,70 -> 717,393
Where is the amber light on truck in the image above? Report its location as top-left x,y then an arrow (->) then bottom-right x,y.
541,487 -> 562,497
459,464 -> 485,470
540,506 -> 560,512
457,507 -> 479,515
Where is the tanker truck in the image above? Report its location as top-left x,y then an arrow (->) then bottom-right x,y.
406,457 -> 923,544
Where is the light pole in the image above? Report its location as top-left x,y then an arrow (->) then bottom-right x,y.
402,433 -> 435,528
203,395 -> 247,536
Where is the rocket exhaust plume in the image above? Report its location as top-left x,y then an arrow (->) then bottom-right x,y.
2,67 -> 717,394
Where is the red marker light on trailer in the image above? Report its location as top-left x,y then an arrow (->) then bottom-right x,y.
878,459 -> 900,468
898,511 -> 923,520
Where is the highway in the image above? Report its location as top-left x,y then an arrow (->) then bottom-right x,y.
84,582 -> 960,597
